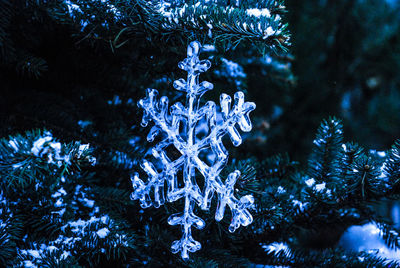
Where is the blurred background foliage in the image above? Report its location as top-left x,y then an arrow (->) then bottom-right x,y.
281,0 -> 400,162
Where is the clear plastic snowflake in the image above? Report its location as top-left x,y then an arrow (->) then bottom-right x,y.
131,41 -> 255,259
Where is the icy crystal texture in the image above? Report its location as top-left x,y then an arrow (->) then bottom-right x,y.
131,41 -> 255,259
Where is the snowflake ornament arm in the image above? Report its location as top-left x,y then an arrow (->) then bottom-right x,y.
131,41 -> 255,259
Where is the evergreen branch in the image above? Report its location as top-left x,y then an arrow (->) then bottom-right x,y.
340,142 -> 364,182
346,154 -> 383,201
383,140 -> 400,196
15,54 -> 48,79
42,0 -> 290,54
0,129 -> 95,190
308,117 -> 344,185
374,218 -> 400,250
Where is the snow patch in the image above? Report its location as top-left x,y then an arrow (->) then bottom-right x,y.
9,139 -> 18,151
52,187 -> 67,198
305,178 -> 315,187
315,182 -> 326,192
23,260 -> 37,268
78,144 -> 89,157
292,200 -> 307,212
276,186 -> 286,194
54,199 -> 64,208
61,251 -> 71,260
214,58 -> 246,87
52,208 -> 66,216
261,242 -> 290,256
377,151 -> 386,158
65,0 -> 83,16
339,222 -> 400,261
202,44 -> 216,52
31,134 -> 53,157
215,58 -> 246,78
246,8 -> 271,18
96,228 -> 110,238
26,249 -> 41,258
79,197 -> 95,208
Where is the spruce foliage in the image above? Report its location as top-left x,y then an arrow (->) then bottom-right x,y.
0,0 -> 399,267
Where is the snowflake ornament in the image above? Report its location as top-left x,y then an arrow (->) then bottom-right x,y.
131,41 -> 255,259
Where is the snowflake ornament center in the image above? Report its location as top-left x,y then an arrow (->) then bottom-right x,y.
131,41 -> 256,259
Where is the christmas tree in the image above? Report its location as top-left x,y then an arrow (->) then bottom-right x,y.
0,0 -> 399,267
